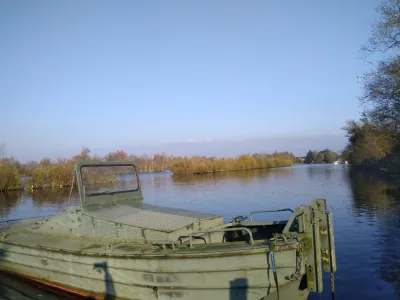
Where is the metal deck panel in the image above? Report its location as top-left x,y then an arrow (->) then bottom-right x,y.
84,203 -> 222,233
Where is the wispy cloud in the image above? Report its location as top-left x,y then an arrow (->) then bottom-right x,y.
166,138 -> 215,144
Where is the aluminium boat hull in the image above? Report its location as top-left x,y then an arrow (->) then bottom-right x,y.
0,239 -> 308,300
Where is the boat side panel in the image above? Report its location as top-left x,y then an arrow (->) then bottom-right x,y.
0,242 -> 302,300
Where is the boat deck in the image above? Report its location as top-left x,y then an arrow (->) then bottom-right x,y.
83,202 -> 223,232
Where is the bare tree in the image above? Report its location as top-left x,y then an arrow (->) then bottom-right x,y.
160,152 -> 168,171
141,154 -> 149,172
359,0 -> 400,133
360,57 -> 400,131
362,0 -> 400,55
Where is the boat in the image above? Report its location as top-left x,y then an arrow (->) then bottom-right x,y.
0,161 -> 337,300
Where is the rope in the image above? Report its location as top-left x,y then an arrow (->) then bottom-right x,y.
269,250 -> 279,300
288,239 -> 303,281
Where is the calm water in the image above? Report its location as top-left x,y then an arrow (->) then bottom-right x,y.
1,164 -> 399,300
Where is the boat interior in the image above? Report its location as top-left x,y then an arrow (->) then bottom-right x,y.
61,162 -> 298,246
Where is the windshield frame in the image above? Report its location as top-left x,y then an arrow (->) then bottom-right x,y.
79,163 -> 139,197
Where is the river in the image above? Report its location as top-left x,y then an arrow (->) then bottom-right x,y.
0,164 -> 399,299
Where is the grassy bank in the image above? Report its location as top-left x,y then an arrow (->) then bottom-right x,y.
0,148 -> 299,192
170,153 -> 295,175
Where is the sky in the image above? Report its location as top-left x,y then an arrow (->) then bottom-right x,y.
0,0 -> 382,161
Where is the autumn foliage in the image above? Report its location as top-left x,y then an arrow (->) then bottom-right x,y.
0,161 -> 23,191
0,148 -> 298,191
170,152 -> 295,175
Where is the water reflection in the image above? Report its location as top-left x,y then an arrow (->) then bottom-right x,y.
0,191 -> 23,218
29,188 -> 71,207
348,168 -> 396,211
170,168 -> 296,186
306,164 -> 336,180
347,168 -> 400,299
139,172 -> 171,188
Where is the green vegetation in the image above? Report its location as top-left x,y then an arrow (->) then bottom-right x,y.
170,152 -> 296,175
342,116 -> 399,173
343,0 -> 400,176
304,149 -> 338,164
0,161 -> 23,191
0,147 -> 298,191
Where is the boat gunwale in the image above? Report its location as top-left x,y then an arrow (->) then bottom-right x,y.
1,247 -> 298,273
0,238 -> 299,259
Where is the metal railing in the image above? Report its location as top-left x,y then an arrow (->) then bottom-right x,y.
188,227 -> 254,248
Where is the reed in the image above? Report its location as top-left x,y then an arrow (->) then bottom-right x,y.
0,148 -> 298,191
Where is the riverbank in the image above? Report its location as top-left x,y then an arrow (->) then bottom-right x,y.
0,151 -> 300,192
170,153 -> 296,175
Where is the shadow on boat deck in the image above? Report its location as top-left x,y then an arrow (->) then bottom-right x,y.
230,278 -> 248,300
93,261 -> 116,300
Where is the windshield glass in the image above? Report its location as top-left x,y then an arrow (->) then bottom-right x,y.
80,165 -> 138,196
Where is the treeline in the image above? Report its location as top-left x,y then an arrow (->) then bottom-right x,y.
303,149 -> 338,164
342,116 -> 399,173
0,147 -> 299,191
342,0 -> 400,175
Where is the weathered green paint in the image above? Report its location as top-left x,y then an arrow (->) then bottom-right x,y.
0,161 -> 337,300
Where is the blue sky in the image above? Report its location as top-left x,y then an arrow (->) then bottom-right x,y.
0,0 -> 381,161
